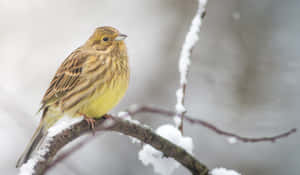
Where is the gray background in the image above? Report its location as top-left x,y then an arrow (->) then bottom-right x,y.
0,0 -> 299,174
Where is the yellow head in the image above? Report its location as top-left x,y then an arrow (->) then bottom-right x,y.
85,26 -> 127,52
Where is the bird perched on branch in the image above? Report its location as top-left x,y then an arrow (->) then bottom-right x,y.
16,26 -> 129,167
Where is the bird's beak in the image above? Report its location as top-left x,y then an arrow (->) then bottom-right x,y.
115,33 -> 127,41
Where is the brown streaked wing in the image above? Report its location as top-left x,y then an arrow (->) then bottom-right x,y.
41,49 -> 89,109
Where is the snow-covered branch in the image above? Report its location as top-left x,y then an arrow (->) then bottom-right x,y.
19,116 -> 84,175
18,116 -> 209,175
175,0 -> 207,132
210,167 -> 241,175
18,105 -> 296,175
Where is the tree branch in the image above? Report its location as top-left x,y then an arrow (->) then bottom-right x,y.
46,135 -> 94,172
22,116 -> 209,175
20,104 -> 296,175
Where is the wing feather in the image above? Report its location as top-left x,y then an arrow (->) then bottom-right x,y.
41,49 -> 89,108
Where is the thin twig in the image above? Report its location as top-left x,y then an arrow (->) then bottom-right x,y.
126,105 -> 297,143
175,0 -> 208,133
177,84 -> 187,133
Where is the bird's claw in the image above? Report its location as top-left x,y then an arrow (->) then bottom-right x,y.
81,114 -> 96,135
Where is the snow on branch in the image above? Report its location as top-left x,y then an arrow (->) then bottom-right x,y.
17,105 -> 296,175
178,0 -> 207,85
210,167 -> 241,175
17,116 -> 110,175
18,116 -> 209,175
175,0 -> 207,132
138,124 -> 194,175
19,116 -> 84,175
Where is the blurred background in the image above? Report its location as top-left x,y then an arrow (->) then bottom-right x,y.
0,0 -> 299,174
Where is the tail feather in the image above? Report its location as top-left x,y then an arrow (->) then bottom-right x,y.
16,107 -> 62,168
16,124 -> 47,168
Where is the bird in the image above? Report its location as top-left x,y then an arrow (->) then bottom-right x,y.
16,26 -> 129,168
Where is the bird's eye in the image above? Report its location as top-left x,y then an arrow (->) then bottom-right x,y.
102,37 -> 109,41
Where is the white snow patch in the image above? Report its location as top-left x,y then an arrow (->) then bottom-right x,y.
178,0 -> 206,85
128,104 -> 140,112
19,158 -> 39,175
227,137 -> 237,144
175,88 -> 186,114
199,0 -> 207,4
118,111 -> 129,118
173,116 -> 181,128
139,144 -> 178,175
19,115 -> 83,175
210,167 -> 241,175
122,114 -> 141,125
129,136 -> 141,144
48,115 -> 84,137
102,118 -> 115,128
138,124 -> 193,175
175,0 -> 207,127
118,111 -> 144,125
119,111 -> 150,130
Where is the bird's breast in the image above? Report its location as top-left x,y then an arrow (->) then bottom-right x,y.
79,58 -> 129,118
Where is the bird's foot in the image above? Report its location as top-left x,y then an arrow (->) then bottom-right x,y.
80,114 -> 96,135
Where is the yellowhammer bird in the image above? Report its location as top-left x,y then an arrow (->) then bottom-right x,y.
16,26 -> 129,167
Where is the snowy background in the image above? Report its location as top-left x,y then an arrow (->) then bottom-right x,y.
1,0 -> 299,174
